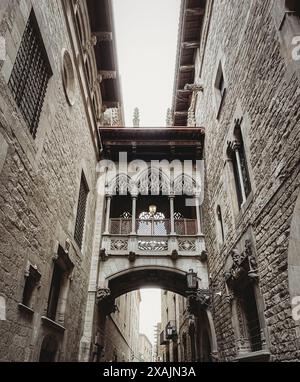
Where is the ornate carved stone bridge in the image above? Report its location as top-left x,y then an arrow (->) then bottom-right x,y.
79,127 -> 215,361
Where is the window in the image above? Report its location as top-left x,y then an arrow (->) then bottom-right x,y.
8,10 -> 52,139
218,71 -> 226,98
216,205 -> 225,245
47,262 -> 64,321
47,246 -> 73,322
74,172 -> 89,249
214,62 -> 226,118
236,284 -> 262,352
22,264 -> 41,308
228,120 -> 252,209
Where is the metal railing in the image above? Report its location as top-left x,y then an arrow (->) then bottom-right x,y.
109,218 -> 197,236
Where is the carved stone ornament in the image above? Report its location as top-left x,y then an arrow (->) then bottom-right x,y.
170,249 -> 179,260
184,83 -> 204,92
128,251 -> 136,262
224,240 -> 259,286
99,248 -> 108,262
187,289 -> 212,314
96,288 -> 111,303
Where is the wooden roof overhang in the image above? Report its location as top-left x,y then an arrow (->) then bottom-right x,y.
87,0 -> 123,110
172,0 -> 206,126
100,127 -> 205,162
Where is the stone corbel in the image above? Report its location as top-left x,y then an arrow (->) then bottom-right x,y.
128,251 -> 136,263
170,249 -> 179,261
65,238 -> 71,254
99,248 -> 108,262
199,250 -> 207,262
184,83 -> 204,93
187,289 -> 212,314
96,288 -> 111,303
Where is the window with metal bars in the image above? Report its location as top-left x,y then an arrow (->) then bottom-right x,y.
8,10 -> 52,139
74,172 -> 89,249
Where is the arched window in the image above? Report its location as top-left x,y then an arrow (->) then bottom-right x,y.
75,11 -> 84,45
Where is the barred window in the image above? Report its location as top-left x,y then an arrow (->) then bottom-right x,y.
8,10 -> 52,139
74,173 -> 89,249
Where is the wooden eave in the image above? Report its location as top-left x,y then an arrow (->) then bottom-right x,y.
172,0 -> 207,126
100,127 -> 205,161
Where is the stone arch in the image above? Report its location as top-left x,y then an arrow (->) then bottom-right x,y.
136,167 -> 171,195
39,334 -> 60,362
288,191 -> 300,305
106,266 -> 190,299
173,174 -> 200,196
106,173 -> 132,195
74,4 -> 87,46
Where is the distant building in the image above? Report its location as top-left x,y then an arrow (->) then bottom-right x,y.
153,323 -> 163,362
104,291 -> 141,362
138,334 -> 153,362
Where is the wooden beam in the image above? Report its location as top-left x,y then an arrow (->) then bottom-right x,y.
174,111 -> 188,117
103,141 -> 201,147
185,8 -> 205,16
177,89 -> 192,96
182,41 -> 200,49
92,32 -> 113,42
99,70 -> 117,80
179,65 -> 195,73
103,101 -> 119,108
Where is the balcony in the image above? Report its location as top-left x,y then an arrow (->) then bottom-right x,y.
102,218 -> 205,256
109,218 -> 197,236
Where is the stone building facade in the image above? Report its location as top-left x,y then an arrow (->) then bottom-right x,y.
138,333 -> 153,362
102,291 -> 141,362
0,0 -> 300,364
0,0 -> 123,362
172,0 -> 300,361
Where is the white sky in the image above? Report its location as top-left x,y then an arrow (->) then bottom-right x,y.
139,289 -> 161,346
112,0 -> 181,346
112,0 -> 181,127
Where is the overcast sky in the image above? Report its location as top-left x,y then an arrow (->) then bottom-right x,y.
112,0 -> 181,345
112,0 -> 181,127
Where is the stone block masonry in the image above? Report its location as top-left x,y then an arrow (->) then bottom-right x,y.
0,0 -> 98,361
195,0 -> 300,361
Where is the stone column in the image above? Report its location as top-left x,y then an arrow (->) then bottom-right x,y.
232,141 -> 247,205
195,198 -> 202,235
169,194 -> 175,235
104,195 -> 112,234
131,195 -> 137,234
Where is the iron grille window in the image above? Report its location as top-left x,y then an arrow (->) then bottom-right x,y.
8,10 -> 52,139
74,173 -> 89,249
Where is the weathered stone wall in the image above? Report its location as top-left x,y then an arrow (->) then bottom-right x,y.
195,0 -> 300,361
0,0 -> 99,361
